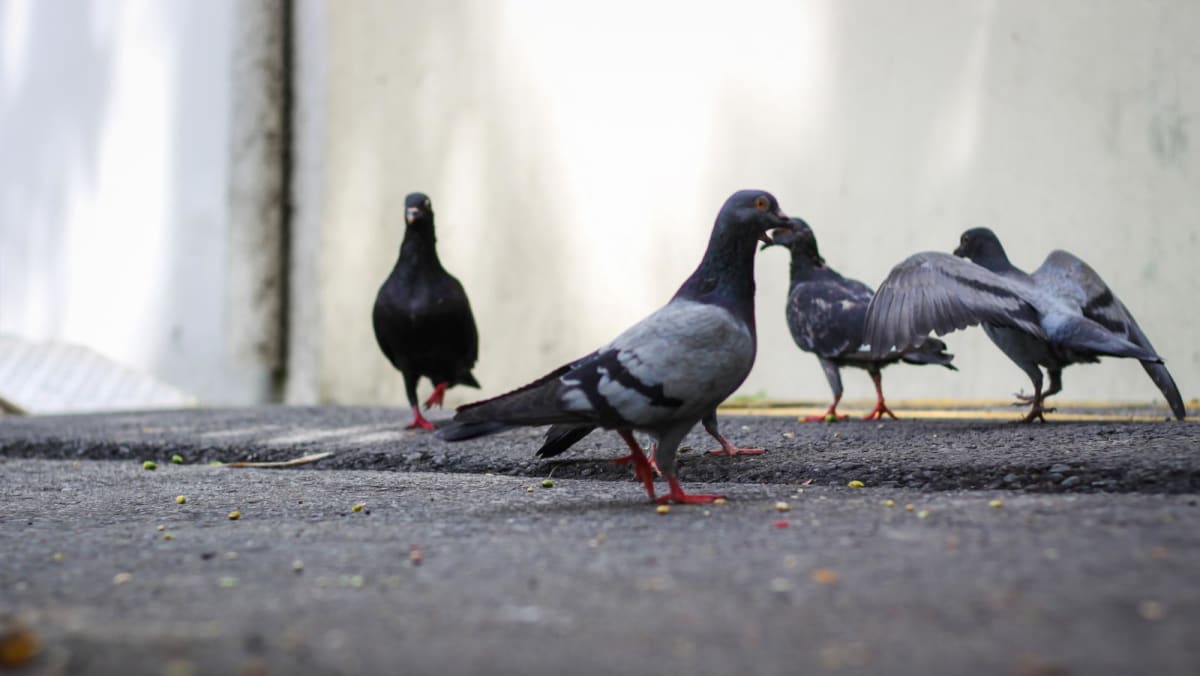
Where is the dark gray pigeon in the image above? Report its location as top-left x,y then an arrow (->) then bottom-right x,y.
436,190 -> 792,503
373,193 -> 480,430
864,227 -> 1185,422
762,219 -> 955,421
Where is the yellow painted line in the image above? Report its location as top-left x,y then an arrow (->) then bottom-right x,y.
719,406 -> 1186,423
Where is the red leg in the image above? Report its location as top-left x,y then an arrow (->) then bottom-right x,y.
1015,383 -> 1054,423
706,434 -> 764,457
615,431 -> 658,501
423,382 -> 449,409
405,405 -> 436,431
614,442 -> 661,475
803,394 -> 849,422
862,372 -> 898,421
657,476 -> 723,505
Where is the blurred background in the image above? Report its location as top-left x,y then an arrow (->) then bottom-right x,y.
1,0 -> 1197,413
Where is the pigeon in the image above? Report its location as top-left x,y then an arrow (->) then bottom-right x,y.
373,192 -> 480,430
863,227 -> 1185,422
762,219 -> 956,421
436,190 -> 792,503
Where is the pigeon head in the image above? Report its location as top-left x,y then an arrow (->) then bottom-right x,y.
761,217 -> 824,267
953,227 -> 1013,272
716,190 -> 791,244
405,192 -> 434,227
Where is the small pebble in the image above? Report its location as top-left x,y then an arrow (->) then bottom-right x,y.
847,480 -> 864,489
142,461 -> 158,471
228,510 -> 241,520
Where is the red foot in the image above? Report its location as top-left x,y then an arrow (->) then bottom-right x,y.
706,434 -> 764,457
803,405 -> 848,423
862,401 -> 898,421
656,477 -> 723,504
405,405 -> 436,431
424,383 -> 449,409
1019,405 -> 1055,423
615,432 -> 658,500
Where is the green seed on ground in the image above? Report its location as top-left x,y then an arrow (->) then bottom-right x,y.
989,499 -> 1004,509
352,503 -> 365,512
847,480 -> 864,489
541,479 -> 554,488
142,461 -> 157,471
171,454 -> 184,464
175,495 -> 187,504
882,499 -> 896,508
228,510 -> 241,521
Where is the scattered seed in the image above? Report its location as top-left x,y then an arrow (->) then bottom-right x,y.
824,413 -> 837,423
833,432 -> 841,439
775,501 -> 790,512
525,486 -> 535,493
218,577 -> 238,588
1138,600 -> 1167,621
989,499 -> 1004,509
882,499 -> 896,508
352,503 -> 365,512
409,545 -> 423,566
171,454 -> 184,465
162,532 -> 175,541
847,480 -> 864,489
292,560 -> 304,573
713,498 -> 728,506
175,495 -> 187,505
811,568 -> 839,585
208,461 -> 223,467
142,461 -> 157,471
782,432 -> 795,439
656,504 -> 671,515
904,503 -> 916,512
224,551 -> 238,560
157,524 -> 166,531
917,510 -> 931,519
541,479 -> 554,488
51,552 -> 64,561
228,510 -> 241,521
113,572 -> 132,585
769,577 -> 793,592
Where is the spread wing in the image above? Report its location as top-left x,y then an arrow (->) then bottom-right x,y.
864,251 -> 1045,358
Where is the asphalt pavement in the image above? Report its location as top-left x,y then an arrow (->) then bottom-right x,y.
1,405 -> 1198,675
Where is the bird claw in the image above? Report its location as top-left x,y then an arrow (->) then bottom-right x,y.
802,409 -> 849,423
405,418 -> 436,431
656,478 -> 723,504
423,383 -> 449,410
862,403 -> 898,421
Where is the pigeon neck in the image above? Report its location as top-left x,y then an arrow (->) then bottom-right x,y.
399,223 -> 441,268
674,227 -> 758,334
788,250 -> 824,284
970,248 -> 1019,276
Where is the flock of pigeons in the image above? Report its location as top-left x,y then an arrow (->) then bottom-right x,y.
373,190 -> 1186,504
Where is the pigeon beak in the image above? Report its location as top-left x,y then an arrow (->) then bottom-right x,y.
759,209 -> 792,244
952,244 -> 966,257
405,207 -> 421,225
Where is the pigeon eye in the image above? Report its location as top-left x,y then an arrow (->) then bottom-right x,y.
754,196 -> 770,211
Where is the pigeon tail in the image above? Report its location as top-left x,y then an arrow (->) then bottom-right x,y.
451,363 -> 582,427
1140,361 -> 1186,420
537,424 -> 596,458
434,420 -> 513,441
1059,317 -> 1162,362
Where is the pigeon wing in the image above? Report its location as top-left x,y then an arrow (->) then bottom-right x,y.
1034,250 -> 1185,419
864,251 -> 1045,358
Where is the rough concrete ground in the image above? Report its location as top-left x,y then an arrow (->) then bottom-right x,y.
1,406 -> 1198,675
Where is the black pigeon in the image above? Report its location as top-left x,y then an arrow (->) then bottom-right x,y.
762,219 -> 956,421
436,190 -> 792,503
864,227 -> 1185,422
373,192 -> 480,430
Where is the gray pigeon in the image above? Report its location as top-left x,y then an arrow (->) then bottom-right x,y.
436,190 -> 792,503
864,227 -> 1185,422
762,219 -> 955,421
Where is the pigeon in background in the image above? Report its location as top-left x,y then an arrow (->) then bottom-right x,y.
436,190 -> 792,503
373,192 -> 480,430
762,219 -> 956,421
864,227 -> 1185,422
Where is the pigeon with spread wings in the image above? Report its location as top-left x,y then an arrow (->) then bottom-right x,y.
864,227 -> 1184,422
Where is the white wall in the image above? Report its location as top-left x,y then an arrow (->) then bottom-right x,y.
290,0 -> 1198,410
0,0 -> 283,405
